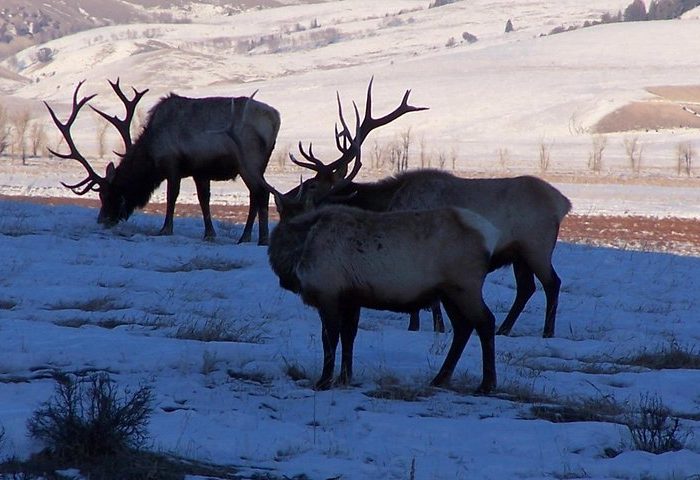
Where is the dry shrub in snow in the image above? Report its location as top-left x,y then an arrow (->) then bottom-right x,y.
625,393 -> 689,454
27,373 -> 153,461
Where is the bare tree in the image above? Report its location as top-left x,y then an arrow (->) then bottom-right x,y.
677,142 -> 694,176
399,127 -> 411,171
0,103 -> 9,155
623,136 -> 643,174
29,121 -> 48,158
96,120 -> 110,159
539,138 -> 553,173
588,135 -> 607,173
419,135 -> 429,168
11,109 -> 31,165
370,139 -> 386,170
497,147 -> 510,171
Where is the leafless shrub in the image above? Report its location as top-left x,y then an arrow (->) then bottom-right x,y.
27,373 -> 153,461
29,121 -> 47,158
96,120 -> 110,159
387,140 -> 404,173
307,27 -> 342,47
445,36 -> 456,48
398,127 -> 412,171
539,138 -> 553,172
370,139 -> 387,170
11,109 -> 31,164
676,141 -> 694,176
568,112 -> 586,135
419,135 -> 429,168
625,393 -> 689,454
436,150 -> 448,169
588,135 -> 607,173
0,103 -> 10,155
497,147 -> 510,170
623,136 -> 643,174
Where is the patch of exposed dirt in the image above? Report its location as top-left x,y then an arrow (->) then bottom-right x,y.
3,194 -> 700,257
594,84 -> 700,134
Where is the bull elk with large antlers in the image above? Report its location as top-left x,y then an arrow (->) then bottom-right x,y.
286,79 -> 572,338
45,79 -> 280,243
258,85 -> 499,390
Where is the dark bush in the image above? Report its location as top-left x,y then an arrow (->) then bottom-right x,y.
27,373 -> 153,461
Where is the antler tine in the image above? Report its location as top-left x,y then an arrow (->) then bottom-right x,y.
326,77 -> 429,172
45,80 -> 104,194
289,141 -> 328,172
90,77 -> 149,153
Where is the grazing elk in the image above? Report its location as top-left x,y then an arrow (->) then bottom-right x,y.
260,97 -> 500,390
45,79 -> 281,244
286,81 -> 572,338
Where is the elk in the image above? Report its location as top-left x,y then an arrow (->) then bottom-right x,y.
261,97 -> 500,390
287,82 -> 572,338
45,79 -> 281,244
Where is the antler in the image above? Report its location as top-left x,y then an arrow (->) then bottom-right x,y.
290,77 -> 429,177
90,78 -> 148,155
45,80 -> 105,195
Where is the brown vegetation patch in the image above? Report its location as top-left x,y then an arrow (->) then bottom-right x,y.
3,194 -> 700,256
594,84 -> 700,133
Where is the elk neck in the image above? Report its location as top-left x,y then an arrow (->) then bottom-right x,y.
112,136 -> 162,214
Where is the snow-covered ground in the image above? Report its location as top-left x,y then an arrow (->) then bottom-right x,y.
1,198 -> 699,479
1,2 -> 700,478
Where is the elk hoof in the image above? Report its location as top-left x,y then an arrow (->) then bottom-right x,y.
314,377 -> 333,391
475,381 -> 495,395
203,232 -> 216,242
430,375 -> 450,388
157,227 -> 173,236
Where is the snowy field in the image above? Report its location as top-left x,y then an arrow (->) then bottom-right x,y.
1,1 -> 700,478
0,195 -> 699,479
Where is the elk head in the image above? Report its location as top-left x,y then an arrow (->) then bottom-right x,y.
45,78 -> 148,227
285,77 -> 428,207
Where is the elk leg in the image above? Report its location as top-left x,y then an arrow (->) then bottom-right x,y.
431,295 -> 474,387
473,306 -> 496,394
496,259 -> 536,336
338,304 -> 360,385
540,266 -> 561,338
255,187 -> 270,246
316,304 -> 341,390
194,177 -> 216,240
159,178 -> 180,236
431,300 -> 445,333
408,310 -> 420,331
237,190 -> 257,244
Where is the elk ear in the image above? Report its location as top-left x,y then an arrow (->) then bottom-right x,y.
105,162 -> 116,183
272,192 -> 287,216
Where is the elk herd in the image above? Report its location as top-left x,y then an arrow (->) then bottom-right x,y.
45,77 -> 571,394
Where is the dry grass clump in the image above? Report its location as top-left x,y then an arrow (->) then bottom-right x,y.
624,339 -> 700,370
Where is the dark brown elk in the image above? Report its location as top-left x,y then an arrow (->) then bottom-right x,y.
286,83 -> 572,338
45,79 -> 281,244
261,98 -> 500,390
